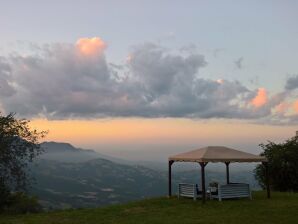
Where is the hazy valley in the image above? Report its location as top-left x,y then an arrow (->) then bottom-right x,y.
28,142 -> 259,209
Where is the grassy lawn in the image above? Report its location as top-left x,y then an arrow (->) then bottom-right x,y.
0,191 -> 297,224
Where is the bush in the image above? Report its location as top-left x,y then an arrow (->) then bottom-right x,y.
0,183 -> 10,210
255,135 -> 298,192
1,192 -> 42,214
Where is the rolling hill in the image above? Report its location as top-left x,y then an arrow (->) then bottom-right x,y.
27,142 -> 260,209
30,158 -> 167,209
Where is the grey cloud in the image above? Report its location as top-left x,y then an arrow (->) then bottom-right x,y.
0,57 -> 15,97
129,43 -> 206,97
285,75 -> 298,90
2,44 -> 115,117
249,76 -> 259,86
234,57 -> 243,69
0,41 -> 291,122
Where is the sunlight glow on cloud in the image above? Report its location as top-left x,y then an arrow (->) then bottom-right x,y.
126,54 -> 133,63
293,100 -> 298,113
76,37 -> 106,56
216,79 -> 224,84
274,102 -> 289,114
251,88 -> 268,108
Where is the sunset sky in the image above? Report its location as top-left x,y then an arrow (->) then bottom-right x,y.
1,1 -> 298,160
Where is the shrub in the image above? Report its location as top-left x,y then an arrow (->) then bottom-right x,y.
255,135 -> 298,192
0,183 -> 10,211
2,192 -> 42,214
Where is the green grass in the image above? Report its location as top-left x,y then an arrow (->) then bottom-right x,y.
1,191 -> 297,224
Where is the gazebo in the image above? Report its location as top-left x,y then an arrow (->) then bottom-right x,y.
168,146 -> 269,203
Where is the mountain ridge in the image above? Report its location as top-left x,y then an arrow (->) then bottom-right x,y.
29,141 -> 260,209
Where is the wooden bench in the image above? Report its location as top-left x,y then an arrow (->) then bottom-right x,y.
178,183 -> 202,201
211,183 -> 252,201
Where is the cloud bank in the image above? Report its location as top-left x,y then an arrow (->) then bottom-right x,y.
0,37 -> 298,124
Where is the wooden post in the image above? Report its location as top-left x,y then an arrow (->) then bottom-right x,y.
262,161 -> 270,199
168,160 -> 174,197
225,162 -> 230,184
199,162 -> 208,204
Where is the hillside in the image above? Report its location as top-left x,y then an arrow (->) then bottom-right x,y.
1,192 -> 297,224
30,159 -> 167,209
39,142 -> 130,164
29,158 -> 259,209
40,141 -> 167,170
30,142 -> 259,209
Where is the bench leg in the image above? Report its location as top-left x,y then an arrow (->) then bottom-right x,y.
193,185 -> 197,201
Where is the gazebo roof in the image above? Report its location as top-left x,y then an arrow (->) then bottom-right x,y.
169,146 -> 267,163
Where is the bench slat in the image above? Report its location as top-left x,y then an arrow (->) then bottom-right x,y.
216,183 -> 251,201
178,183 -> 199,201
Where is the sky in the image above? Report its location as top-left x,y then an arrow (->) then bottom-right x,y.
0,0 -> 298,160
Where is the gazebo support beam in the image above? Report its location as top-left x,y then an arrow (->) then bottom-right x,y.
199,162 -> 208,204
225,162 -> 230,184
168,160 -> 174,197
262,161 -> 270,199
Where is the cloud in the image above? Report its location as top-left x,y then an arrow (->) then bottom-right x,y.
250,88 -> 268,108
0,39 -> 113,117
0,38 -> 297,124
128,43 -> 206,97
274,102 -> 289,114
234,57 -> 244,69
76,37 -> 107,56
285,75 -> 298,90
0,57 -> 15,98
293,100 -> 298,113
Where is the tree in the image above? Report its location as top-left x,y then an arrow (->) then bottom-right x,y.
255,135 -> 298,192
0,113 -> 47,208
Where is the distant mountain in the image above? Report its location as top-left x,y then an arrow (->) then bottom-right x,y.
30,141 -> 260,209
40,141 -> 132,164
40,141 -> 167,170
30,158 -> 167,209
41,142 -> 84,153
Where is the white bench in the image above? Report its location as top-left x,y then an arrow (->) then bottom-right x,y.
211,183 -> 252,201
178,183 -> 202,201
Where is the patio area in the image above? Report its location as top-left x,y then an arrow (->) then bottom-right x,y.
168,146 -> 270,203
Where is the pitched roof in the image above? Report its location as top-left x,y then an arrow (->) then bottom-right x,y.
169,146 -> 267,162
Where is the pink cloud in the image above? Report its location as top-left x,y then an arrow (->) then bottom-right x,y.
293,100 -> 298,113
76,37 -> 107,56
274,102 -> 289,114
251,88 -> 268,107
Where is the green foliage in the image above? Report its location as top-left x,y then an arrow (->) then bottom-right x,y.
2,192 -> 42,214
255,135 -> 298,192
0,112 -> 47,210
0,192 -> 298,224
0,183 -> 10,210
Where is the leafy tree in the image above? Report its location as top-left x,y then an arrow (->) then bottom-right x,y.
0,112 -> 47,209
255,135 -> 298,192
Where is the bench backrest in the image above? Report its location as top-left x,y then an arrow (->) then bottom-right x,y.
218,183 -> 251,200
178,183 -> 197,200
